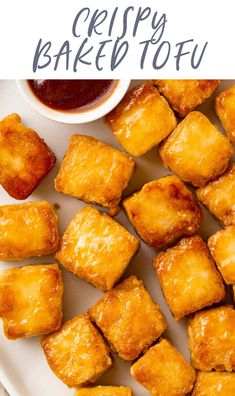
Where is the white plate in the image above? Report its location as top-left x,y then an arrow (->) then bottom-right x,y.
0,80 -> 234,396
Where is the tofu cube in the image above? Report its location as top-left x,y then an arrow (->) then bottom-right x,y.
208,226 -> 235,284
55,206 -> 140,291
192,372 -> 235,396
131,338 -> 196,396
197,163 -> 235,227
105,83 -> 177,157
0,113 -> 56,199
188,306 -> 235,371
123,175 -> 201,248
154,80 -> 220,117
153,236 -> 225,320
0,264 -> 63,339
160,111 -> 233,187
55,135 -> 135,215
0,201 -> 59,260
89,275 -> 167,361
41,313 -> 112,387
215,84 -> 235,142
75,386 -> 132,396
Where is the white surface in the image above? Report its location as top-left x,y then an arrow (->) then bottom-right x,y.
0,80 -> 234,396
0,384 -> 8,396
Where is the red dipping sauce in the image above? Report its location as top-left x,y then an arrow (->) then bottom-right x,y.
28,80 -> 115,111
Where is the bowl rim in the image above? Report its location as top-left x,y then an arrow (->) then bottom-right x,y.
16,79 -> 131,124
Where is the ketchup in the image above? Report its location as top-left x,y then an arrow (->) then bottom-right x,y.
28,80 -> 113,111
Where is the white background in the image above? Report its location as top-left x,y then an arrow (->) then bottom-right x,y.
0,0 -> 234,78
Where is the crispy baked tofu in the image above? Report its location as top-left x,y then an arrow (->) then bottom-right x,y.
0,113 -> 56,199
89,275 -> 167,361
41,313 -> 112,387
215,84 -> 235,142
122,175 -> 201,248
208,226 -> 235,284
55,135 -> 135,215
105,83 -> 177,157
188,306 -> 235,371
197,163 -> 235,227
160,112 -> 233,187
75,386 -> 132,396
154,80 -> 220,117
55,206 -> 139,291
153,236 -> 225,320
0,201 -> 59,260
0,264 -> 63,339
131,338 -> 196,396
192,372 -> 235,396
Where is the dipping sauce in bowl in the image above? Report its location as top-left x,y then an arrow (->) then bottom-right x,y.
17,79 -> 130,124
28,80 -> 115,111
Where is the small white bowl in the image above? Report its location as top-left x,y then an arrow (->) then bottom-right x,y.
16,80 -> 130,124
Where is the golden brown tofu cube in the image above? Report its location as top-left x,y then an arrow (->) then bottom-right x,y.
154,80 -> 220,117
131,338 -> 196,396
153,236 -> 225,320
192,372 -> 235,396
89,275 -> 167,361
75,386 -> 132,396
160,111 -> 233,188
56,206 -> 139,291
105,83 -> 177,157
0,264 -> 63,339
188,305 -> 235,371
123,175 -> 201,248
0,113 -> 56,199
41,313 -> 112,387
215,84 -> 235,143
197,163 -> 235,227
208,226 -> 235,284
0,201 -> 59,260
55,135 -> 135,214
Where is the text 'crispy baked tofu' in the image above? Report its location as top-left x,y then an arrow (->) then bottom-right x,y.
55,134 -> 135,215
0,113 -> 56,199
197,163 -> 235,227
41,313 -> 112,387
56,206 -> 139,291
160,111 -> 233,187
123,175 -> 201,248
154,80 -> 220,117
153,236 -> 225,320
131,338 -> 196,396
0,264 -> 63,339
105,83 -> 177,157
89,275 -> 167,361
0,201 -> 59,260
188,306 -> 235,371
